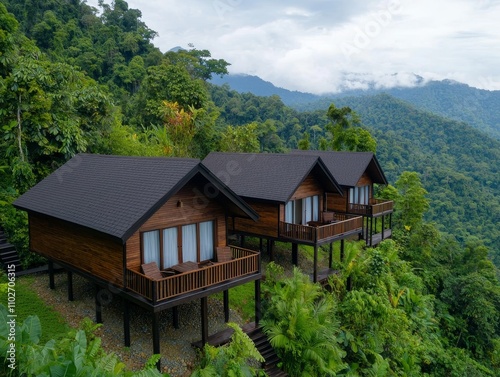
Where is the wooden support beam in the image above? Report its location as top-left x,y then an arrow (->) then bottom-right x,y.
48,260 -> 55,290
124,300 -> 130,347
381,215 -> 385,241
67,270 -> 73,301
313,245 -> 318,283
259,237 -> 263,252
370,217 -> 374,247
269,240 -> 275,262
255,279 -> 261,326
95,285 -> 102,324
292,243 -> 298,266
201,297 -> 208,346
240,235 -> 245,247
223,290 -> 230,323
340,239 -> 345,263
329,243 -> 333,269
173,306 -> 179,329
152,312 -> 161,370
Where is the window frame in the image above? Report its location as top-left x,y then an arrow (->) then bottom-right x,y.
140,219 -> 216,269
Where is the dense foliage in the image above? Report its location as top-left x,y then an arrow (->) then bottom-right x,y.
191,322 -> 265,377
0,0 -> 499,375
0,306 -> 167,376
261,173 -> 500,375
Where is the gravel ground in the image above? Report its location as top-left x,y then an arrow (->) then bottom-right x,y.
22,239 -> 330,376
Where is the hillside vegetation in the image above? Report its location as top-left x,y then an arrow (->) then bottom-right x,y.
1,1 -> 500,376
215,74 -> 500,140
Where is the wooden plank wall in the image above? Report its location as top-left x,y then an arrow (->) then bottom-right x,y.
289,173 -> 324,201
327,173 -> 374,212
357,173 -> 373,196
126,181 -> 227,271
233,200 -> 279,238
327,192 -> 346,212
284,172 -> 325,219
29,214 -> 124,286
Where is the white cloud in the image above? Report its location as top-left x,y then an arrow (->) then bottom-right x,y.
86,0 -> 500,93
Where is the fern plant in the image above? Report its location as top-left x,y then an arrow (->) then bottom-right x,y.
191,322 -> 265,377
261,264 -> 346,376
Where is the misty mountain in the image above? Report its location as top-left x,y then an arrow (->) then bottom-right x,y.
211,74 -> 500,140
210,73 -> 320,107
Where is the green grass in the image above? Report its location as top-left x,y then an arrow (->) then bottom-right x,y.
0,274 -> 70,342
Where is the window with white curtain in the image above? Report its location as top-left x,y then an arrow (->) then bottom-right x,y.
303,196 -> 312,224
349,186 -> 369,205
143,230 -> 160,267
143,220 -> 217,267
199,221 -> 214,261
162,227 -> 178,268
312,195 -> 319,221
182,224 -> 197,262
286,195 -> 320,225
285,201 -> 293,223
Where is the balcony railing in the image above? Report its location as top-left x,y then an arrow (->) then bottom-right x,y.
125,246 -> 260,303
279,214 -> 363,243
348,198 -> 394,216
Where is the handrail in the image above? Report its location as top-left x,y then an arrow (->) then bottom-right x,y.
125,246 -> 260,303
347,199 -> 393,216
279,215 -> 363,243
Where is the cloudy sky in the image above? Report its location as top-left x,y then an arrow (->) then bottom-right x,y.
88,0 -> 500,94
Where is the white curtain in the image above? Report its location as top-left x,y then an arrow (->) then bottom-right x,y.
285,201 -> 293,223
162,227 -> 178,268
303,196 -> 312,224
143,230 -> 160,267
182,224 -> 197,262
349,188 -> 354,204
200,221 -> 214,261
312,195 -> 319,221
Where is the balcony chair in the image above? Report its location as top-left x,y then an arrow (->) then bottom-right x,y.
141,262 -> 175,280
322,211 -> 336,224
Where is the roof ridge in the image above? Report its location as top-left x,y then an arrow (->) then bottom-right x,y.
76,153 -> 200,162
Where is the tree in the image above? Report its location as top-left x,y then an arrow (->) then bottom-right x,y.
324,103 -> 377,152
132,63 -> 208,127
394,171 -> 429,231
298,132 -> 311,150
0,10 -> 110,189
165,45 -> 230,81
218,123 -> 259,153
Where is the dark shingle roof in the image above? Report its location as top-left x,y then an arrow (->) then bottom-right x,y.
290,150 -> 388,187
202,152 -> 342,202
14,154 -> 257,242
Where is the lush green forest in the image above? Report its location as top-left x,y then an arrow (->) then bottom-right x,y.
1,1 -> 500,376
214,73 -> 500,140
209,87 -> 500,262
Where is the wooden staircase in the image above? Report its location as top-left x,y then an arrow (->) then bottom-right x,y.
0,228 -> 22,273
192,322 -> 288,376
246,326 -> 288,377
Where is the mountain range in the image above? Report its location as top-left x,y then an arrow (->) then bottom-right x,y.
211,74 -> 500,140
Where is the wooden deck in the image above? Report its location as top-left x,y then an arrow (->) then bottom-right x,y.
125,246 -> 260,303
348,198 -> 394,217
369,229 -> 393,246
279,214 -> 363,244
